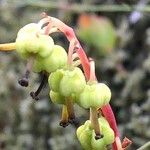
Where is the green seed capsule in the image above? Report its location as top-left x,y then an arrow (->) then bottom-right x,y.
77,117 -> 115,150
42,45 -> 67,72
37,35 -> 54,58
76,120 -> 93,150
16,34 -> 54,58
91,131 -> 107,150
17,23 -> 40,37
33,45 -> 67,73
49,90 -> 65,104
98,117 -> 110,127
48,69 -> 64,92
15,34 -> 30,58
60,67 -> 86,97
78,83 -> 111,109
16,23 -> 54,58
102,125 -> 115,145
91,117 -> 115,149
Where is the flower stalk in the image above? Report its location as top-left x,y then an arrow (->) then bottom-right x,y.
65,97 -> 76,124
90,107 -> 103,139
40,14 -> 127,149
59,105 -> 69,127
30,73 -> 47,100
0,43 -> 16,51
39,14 -> 90,79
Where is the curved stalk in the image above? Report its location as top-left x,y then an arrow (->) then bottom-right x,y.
39,15 -> 129,150
89,58 -> 97,82
137,141 -> 150,150
39,15 -> 90,79
30,73 -> 47,100
101,105 -> 122,150
67,39 -> 76,66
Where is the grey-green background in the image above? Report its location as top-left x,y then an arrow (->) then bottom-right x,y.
0,0 -> 150,150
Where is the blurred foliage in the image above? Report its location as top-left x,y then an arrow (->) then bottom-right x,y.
0,0 -> 150,150
77,14 -> 116,56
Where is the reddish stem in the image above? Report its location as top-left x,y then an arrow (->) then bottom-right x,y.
75,48 -> 90,79
39,15 -> 90,79
67,39 -> 76,66
101,104 -> 122,150
122,137 -> 132,149
89,58 -> 97,82
101,104 -> 119,137
40,15 -> 125,150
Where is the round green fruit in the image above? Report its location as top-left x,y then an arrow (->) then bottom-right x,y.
42,45 -> 67,72
33,45 -> 67,73
77,118 -> 115,150
78,83 -> 111,109
48,69 -> 64,92
76,120 -> 93,150
49,90 -> 65,104
16,23 -> 54,58
102,125 -> 115,145
59,67 -> 86,97
16,34 -> 54,58
17,23 -> 41,37
91,117 -> 115,149
91,131 -> 106,150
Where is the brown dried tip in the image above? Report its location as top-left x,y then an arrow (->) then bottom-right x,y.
59,121 -> 69,128
18,70 -> 30,87
18,58 -> 34,87
41,12 -> 48,18
95,133 -> 104,140
68,117 -> 80,127
89,57 -> 94,62
30,92 -> 39,101
18,77 -> 29,87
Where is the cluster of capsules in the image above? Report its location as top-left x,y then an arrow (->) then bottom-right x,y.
9,15 -> 127,150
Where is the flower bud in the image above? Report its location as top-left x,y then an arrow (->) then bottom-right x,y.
77,117 -> 115,150
60,67 -> 86,97
102,125 -> 115,145
33,45 -> 67,73
48,69 -> 64,92
49,90 -> 65,104
78,83 -> 111,109
91,117 -> 115,148
76,120 -> 93,150
16,23 -> 54,58
91,132 -> 106,150
17,23 -> 40,37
